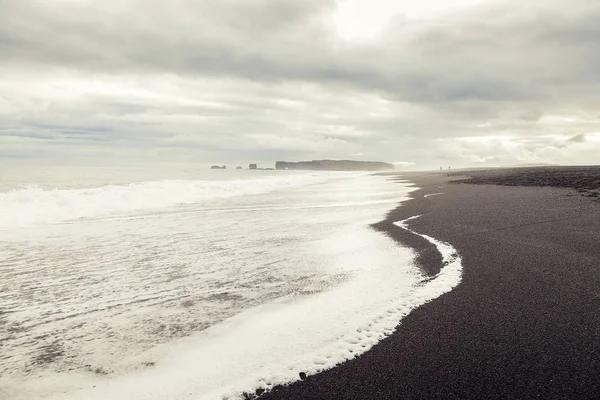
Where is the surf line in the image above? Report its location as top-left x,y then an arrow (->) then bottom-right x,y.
424,192 -> 444,198
241,217 -> 463,399
212,215 -> 464,400
393,215 -> 463,304
230,215 -> 463,399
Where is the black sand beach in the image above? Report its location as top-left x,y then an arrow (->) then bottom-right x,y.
261,166 -> 600,400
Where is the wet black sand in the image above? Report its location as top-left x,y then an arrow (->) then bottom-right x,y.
260,167 -> 600,399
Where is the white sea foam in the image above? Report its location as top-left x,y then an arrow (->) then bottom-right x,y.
1,175 -> 463,400
0,173 -> 331,229
13,214 -> 462,400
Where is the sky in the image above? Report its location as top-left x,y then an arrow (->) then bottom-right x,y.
1,0 -> 599,169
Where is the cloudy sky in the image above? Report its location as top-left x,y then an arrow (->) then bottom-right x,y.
1,0 -> 599,169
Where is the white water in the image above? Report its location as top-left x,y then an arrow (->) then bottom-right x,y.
0,172 -> 331,229
0,169 -> 462,400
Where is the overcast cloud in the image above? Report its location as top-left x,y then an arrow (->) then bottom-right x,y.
1,0 -> 599,168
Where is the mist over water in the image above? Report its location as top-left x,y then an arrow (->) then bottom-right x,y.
0,169 -> 434,399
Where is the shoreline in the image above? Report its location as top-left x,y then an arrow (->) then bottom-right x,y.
0,174 -> 424,400
261,168 -> 600,399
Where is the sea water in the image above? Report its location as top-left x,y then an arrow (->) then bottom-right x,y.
0,166 -> 461,399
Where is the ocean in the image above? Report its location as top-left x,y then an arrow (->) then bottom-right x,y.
0,166 -> 461,399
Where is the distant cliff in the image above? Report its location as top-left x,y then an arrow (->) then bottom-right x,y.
275,160 -> 394,171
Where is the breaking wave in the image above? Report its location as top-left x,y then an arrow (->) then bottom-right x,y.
0,174 -> 331,229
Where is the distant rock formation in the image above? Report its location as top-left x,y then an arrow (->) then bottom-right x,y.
236,166 -> 242,170
210,165 -> 227,169
248,164 -> 274,171
275,160 -> 394,171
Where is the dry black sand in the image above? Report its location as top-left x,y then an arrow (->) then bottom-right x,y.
451,165 -> 600,201
260,167 -> 600,400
